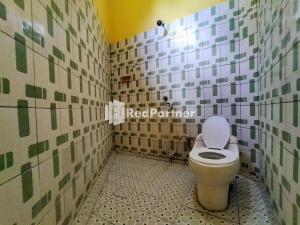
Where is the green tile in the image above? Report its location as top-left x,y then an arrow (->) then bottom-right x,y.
70,142 -> 75,162
68,23 -> 77,37
70,60 -> 78,70
243,27 -> 248,38
48,55 -> 55,83
251,148 -> 256,162
279,185 -> 283,209
74,162 -> 82,173
230,40 -> 235,52
282,175 -> 291,192
65,0 -> 69,15
293,42 -> 299,71
17,100 -> 30,137
249,33 -> 255,46
212,85 -> 217,96
67,67 -> 72,89
72,178 -> 76,199
294,0 -> 299,15
211,6 -> 216,15
25,85 -> 47,99
250,126 -> 256,139
53,46 -> 65,61
28,140 -> 49,158
32,191 -> 51,218
211,24 -> 216,36
0,2 -> 7,20
230,18 -> 235,31
54,91 -> 66,102
59,173 -> 70,190
249,56 -> 255,69
66,30 -> 70,52
78,45 -> 82,62
281,83 -> 291,95
282,131 -> 291,143
294,95 -> 299,127
229,0 -> 235,9
250,103 -> 255,116
50,103 -> 57,130
68,105 -> 73,125
0,154 -> 5,171
231,82 -> 236,95
293,150 -> 299,183
62,213 -> 71,225
249,79 -> 255,93
297,194 -> 300,208
231,104 -> 236,116
47,6 -> 54,36
21,163 -> 33,203
14,0 -> 24,10
14,33 -> 27,73
280,142 -> 284,166
293,204 -> 298,225
51,0 -> 63,21
56,133 -> 68,146
55,194 -> 62,224
52,149 -> 59,177
0,78 -> 10,94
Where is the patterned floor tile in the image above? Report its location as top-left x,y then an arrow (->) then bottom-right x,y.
174,207 -> 207,225
111,206 -> 147,225
120,192 -> 159,212
93,196 -> 147,225
93,197 -> 128,222
74,209 -> 91,225
75,153 -> 277,225
151,199 -> 181,222
140,214 -> 172,225
239,207 -> 274,225
209,205 -> 239,223
183,185 -> 209,213
206,215 -> 238,225
87,214 -> 114,225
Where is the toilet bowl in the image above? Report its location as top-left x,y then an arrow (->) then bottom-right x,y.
188,116 -> 240,211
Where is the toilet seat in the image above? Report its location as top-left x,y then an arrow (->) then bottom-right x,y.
189,147 -> 239,165
202,116 -> 230,150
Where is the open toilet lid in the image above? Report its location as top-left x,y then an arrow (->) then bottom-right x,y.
202,116 -> 230,150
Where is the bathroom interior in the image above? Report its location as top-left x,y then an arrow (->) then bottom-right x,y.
0,0 -> 299,224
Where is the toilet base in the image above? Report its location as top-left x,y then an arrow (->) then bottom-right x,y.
197,181 -> 229,211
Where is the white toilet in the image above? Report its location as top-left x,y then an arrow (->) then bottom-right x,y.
188,116 -> 240,211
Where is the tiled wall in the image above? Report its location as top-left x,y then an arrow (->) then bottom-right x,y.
110,0 -> 260,172
258,0 -> 300,224
0,0 -> 112,224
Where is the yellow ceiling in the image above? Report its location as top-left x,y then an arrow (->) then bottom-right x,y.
96,0 -> 225,43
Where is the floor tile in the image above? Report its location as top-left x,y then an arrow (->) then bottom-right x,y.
183,185 -> 208,213
93,197 -> 128,222
111,206 -> 147,225
239,207 -> 274,225
140,214 -> 172,225
93,196 -> 147,225
206,215 -> 238,225
74,153 -> 277,225
74,209 -> 90,225
174,207 -> 207,225
151,199 -> 181,222
87,214 -> 114,225
120,192 -> 159,212
209,205 -> 239,223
